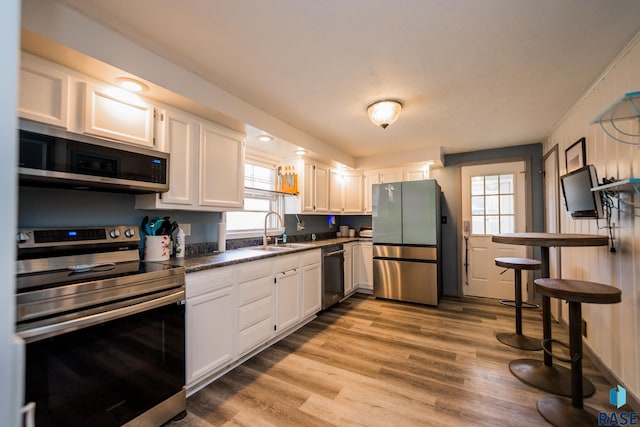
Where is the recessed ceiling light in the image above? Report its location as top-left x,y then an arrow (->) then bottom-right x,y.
115,77 -> 148,92
257,134 -> 273,142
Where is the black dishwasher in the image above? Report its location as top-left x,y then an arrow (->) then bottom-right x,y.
322,244 -> 345,310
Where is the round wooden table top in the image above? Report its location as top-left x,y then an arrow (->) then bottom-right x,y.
495,257 -> 541,270
492,233 -> 609,248
534,278 -> 621,304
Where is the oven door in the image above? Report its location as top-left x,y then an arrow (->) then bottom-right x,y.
24,300 -> 185,427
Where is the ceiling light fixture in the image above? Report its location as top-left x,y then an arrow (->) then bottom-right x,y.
115,77 -> 148,92
295,148 -> 306,155
367,99 -> 403,129
257,134 -> 273,142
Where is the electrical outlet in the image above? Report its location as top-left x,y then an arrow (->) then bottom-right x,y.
181,223 -> 191,236
581,319 -> 587,338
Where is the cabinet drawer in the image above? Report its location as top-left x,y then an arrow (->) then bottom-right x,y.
273,254 -> 300,272
301,249 -> 321,266
237,259 -> 272,283
237,317 -> 273,356
186,266 -> 235,299
238,275 -> 272,306
238,296 -> 272,330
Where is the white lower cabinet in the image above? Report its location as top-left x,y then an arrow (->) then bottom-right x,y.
236,260 -> 273,357
186,249 -> 322,391
301,250 -> 322,317
343,242 -> 358,297
186,267 -> 235,386
356,241 -> 374,291
273,254 -> 301,335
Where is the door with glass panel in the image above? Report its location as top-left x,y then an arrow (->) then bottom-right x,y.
461,162 -> 526,299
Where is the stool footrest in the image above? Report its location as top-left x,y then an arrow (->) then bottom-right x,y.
499,299 -> 540,309
540,338 -> 581,364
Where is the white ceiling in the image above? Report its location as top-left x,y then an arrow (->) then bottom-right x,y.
49,0 -> 640,165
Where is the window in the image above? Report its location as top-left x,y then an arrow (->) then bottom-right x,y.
470,174 -> 515,235
226,159 -> 284,237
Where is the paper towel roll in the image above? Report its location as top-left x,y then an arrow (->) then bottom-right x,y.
218,222 -> 226,252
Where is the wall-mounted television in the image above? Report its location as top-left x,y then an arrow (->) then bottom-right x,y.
560,164 -> 603,219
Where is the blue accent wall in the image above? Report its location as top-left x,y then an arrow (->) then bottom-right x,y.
440,143 -> 544,297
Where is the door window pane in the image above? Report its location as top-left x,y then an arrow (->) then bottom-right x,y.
469,173 -> 516,235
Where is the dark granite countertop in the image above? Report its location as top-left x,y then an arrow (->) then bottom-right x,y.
166,237 -> 369,273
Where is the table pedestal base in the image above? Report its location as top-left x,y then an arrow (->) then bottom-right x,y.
509,359 -> 595,397
537,397 -> 598,427
496,333 -> 543,351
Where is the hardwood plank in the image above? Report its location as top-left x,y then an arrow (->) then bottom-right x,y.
175,294 -> 615,427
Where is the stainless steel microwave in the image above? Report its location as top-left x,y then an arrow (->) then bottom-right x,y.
18,119 -> 169,193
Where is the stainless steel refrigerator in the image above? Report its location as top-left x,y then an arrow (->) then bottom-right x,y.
372,179 -> 442,305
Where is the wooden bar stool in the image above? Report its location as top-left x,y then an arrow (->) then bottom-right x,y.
494,257 -> 542,351
534,278 -> 621,427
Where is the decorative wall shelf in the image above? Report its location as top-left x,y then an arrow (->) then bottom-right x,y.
590,91 -> 640,145
592,178 -> 640,196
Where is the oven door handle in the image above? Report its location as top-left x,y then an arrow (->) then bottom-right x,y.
18,290 -> 184,343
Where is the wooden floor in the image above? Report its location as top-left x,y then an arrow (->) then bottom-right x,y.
174,294 -> 614,426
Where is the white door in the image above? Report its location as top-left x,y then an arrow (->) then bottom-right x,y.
543,148 -> 562,320
461,162 -> 527,299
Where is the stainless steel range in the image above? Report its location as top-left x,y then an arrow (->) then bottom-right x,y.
16,225 -> 186,427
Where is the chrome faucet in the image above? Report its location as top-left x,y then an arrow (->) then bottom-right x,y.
264,211 -> 284,248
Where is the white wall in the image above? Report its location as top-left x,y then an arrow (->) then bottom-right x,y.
543,32 -> 640,401
1,0 -> 21,425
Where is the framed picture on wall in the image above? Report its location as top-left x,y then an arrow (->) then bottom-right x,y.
565,137 -> 586,172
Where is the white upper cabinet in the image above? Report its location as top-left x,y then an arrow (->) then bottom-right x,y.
136,111 -> 245,212
403,166 -> 428,182
329,169 -> 343,214
288,159 -> 330,214
330,169 -> 363,214
83,82 -> 155,147
363,170 -> 381,214
379,168 -> 403,183
19,53 -> 69,128
199,122 -> 245,210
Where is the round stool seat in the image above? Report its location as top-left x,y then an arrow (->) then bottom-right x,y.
495,257 -> 542,270
533,278 -> 621,427
494,257 -> 542,351
534,278 -> 621,304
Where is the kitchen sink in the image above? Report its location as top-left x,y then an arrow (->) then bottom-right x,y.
249,242 -> 314,252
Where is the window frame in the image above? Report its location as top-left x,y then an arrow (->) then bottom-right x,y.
225,157 -> 284,239
469,173 -> 516,236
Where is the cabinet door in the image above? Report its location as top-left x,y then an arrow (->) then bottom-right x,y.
274,269 -> 300,334
344,243 -> 355,296
363,171 -> 380,214
329,169 -> 344,213
302,262 -> 321,317
380,168 -> 403,184
314,164 -> 330,213
19,55 -> 69,128
157,108 -> 198,206
199,122 -> 245,209
403,167 -> 428,182
83,82 -> 155,147
186,284 -> 235,385
343,172 -> 363,213
357,243 -> 374,290
301,161 -> 316,213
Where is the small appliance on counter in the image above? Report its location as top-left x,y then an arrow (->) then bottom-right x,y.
359,227 -> 373,238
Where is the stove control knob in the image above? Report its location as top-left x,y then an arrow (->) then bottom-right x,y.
124,228 -> 136,238
16,232 -> 31,244
109,229 -> 120,239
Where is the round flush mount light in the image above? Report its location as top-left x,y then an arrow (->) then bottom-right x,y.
367,99 -> 403,129
257,134 -> 273,142
295,148 -> 307,155
115,77 -> 148,92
